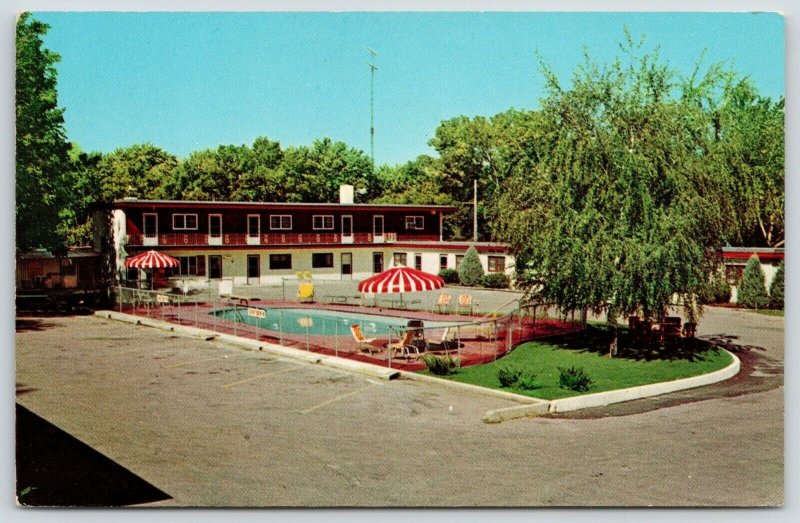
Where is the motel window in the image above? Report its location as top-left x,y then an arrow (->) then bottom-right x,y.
439,255 -> 448,271
455,255 -> 465,270
172,214 -> 198,230
269,254 -> 292,270
312,215 -> 334,230
178,255 -> 205,276
414,254 -> 422,271
488,256 -> 505,273
247,214 -> 260,237
270,215 -> 292,230
405,216 -> 424,230
393,252 -> 407,267
312,253 -> 334,269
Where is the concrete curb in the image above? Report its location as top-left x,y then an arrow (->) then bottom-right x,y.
547,349 -> 741,413
482,402 -> 551,423
398,370 -> 541,404
94,310 -> 399,380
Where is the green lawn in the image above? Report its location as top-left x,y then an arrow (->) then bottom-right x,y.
754,309 -> 784,317
421,328 -> 733,400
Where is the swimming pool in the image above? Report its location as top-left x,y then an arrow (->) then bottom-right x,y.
212,307 -> 466,336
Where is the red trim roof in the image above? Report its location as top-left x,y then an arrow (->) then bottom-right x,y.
115,199 -> 456,214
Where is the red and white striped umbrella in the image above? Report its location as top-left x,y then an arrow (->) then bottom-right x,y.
124,250 -> 180,269
358,265 -> 445,294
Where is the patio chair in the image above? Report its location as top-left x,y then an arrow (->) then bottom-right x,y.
297,282 -> 315,302
350,324 -> 379,354
457,294 -> 477,315
436,293 -> 452,313
682,322 -> 697,339
387,329 -> 418,359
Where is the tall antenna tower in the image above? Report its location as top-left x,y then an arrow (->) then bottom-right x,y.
366,47 -> 378,166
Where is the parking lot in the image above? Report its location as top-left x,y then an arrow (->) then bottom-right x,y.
15,308 -> 783,507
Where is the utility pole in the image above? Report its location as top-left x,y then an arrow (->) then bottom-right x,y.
366,47 -> 378,166
473,179 -> 478,243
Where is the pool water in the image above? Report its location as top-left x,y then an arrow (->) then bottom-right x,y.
212,307 -> 464,336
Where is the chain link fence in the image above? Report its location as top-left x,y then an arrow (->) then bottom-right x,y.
114,283 -> 584,371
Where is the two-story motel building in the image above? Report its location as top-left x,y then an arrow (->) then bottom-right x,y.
113,186 -> 513,285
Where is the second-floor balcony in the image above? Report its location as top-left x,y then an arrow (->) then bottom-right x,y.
125,231 -> 444,248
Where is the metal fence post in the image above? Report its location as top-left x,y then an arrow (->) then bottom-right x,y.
279,310 -> 283,346
335,321 -> 339,357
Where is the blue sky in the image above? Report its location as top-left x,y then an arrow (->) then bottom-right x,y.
35,12 -> 784,166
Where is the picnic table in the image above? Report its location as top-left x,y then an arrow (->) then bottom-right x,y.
384,298 -> 421,310
323,294 -> 362,305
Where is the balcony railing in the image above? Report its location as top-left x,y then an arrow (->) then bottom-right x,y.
126,231 -> 403,247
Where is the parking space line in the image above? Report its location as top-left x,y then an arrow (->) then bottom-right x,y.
222,365 -> 303,389
166,355 -> 235,368
299,383 -> 375,415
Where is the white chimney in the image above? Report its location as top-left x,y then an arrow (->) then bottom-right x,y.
339,184 -> 354,204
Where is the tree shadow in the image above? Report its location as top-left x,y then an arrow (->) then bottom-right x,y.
16,383 -> 38,396
16,404 -> 171,506
547,325 -> 722,362
15,318 -> 56,333
698,334 -> 767,354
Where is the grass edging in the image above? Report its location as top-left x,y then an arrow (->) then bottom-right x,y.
547,349 -> 740,413
399,370 -> 545,405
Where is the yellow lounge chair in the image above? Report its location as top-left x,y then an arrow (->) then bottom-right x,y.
297,282 -> 315,302
350,324 -> 378,354
388,329 -> 418,358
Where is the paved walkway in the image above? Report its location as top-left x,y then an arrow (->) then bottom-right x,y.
15,306 -> 783,506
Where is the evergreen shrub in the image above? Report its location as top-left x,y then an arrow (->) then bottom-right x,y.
481,273 -> 510,289
769,261 -> 784,310
438,268 -> 460,284
737,254 -> 769,309
420,354 -> 460,376
698,272 -> 732,304
558,366 -> 592,392
458,246 -> 484,287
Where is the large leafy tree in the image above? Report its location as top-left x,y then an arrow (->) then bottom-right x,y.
427,110 -> 546,240
715,80 -> 784,247
97,143 -> 179,201
493,36 -> 742,321
16,12 -> 71,252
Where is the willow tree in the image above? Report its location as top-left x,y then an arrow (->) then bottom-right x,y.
493,35 -> 742,322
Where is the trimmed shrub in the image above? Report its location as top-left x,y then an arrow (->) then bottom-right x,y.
769,261 -> 784,309
737,254 -> 769,309
558,366 -> 592,392
420,354 -> 460,376
438,268 -> 460,284
698,272 -> 732,304
458,246 -> 484,286
515,371 -> 538,391
481,272 -> 510,289
497,366 -> 522,387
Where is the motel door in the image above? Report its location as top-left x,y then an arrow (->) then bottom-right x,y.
208,255 -> 223,279
341,215 -> 353,243
247,254 -> 260,284
373,216 -> 384,241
